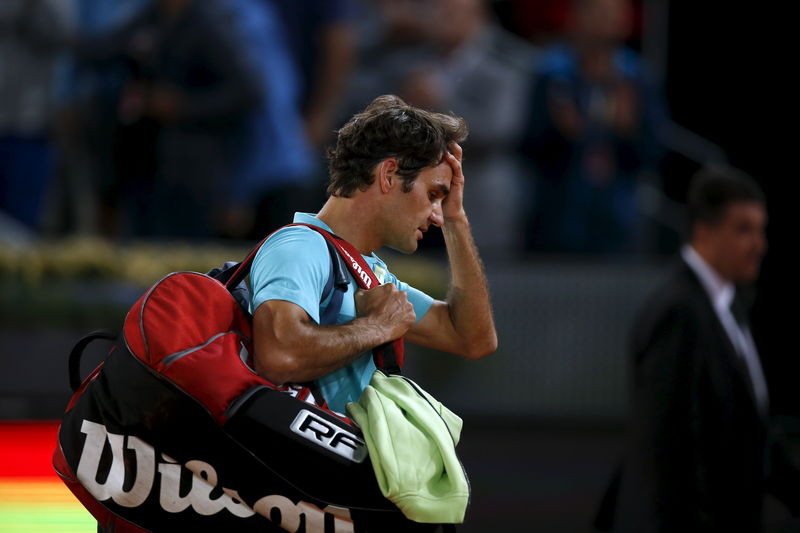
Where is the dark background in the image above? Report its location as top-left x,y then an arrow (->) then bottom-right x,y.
664,1 -> 797,417
1,1 -> 798,531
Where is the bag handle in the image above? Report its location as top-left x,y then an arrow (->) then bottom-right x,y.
223,236 -> 270,291
68,329 -> 118,392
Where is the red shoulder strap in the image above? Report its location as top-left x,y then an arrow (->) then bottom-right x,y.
297,224 -> 405,374
228,223 -> 405,373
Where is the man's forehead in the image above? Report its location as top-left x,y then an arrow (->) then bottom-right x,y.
409,159 -> 452,194
429,160 -> 453,187
724,201 -> 767,220
427,165 -> 453,196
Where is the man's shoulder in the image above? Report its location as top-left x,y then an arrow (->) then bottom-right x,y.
248,225 -> 335,314
252,225 -> 330,274
261,224 -> 328,248
636,262 -> 708,326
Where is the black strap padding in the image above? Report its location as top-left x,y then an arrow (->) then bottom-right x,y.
319,239 -> 350,324
374,341 -> 402,375
207,260 -> 240,285
68,329 -> 118,392
326,238 -> 350,290
303,239 -> 350,405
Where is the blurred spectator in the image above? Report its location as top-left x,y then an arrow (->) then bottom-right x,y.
0,0 -> 71,232
503,0 -> 643,47
519,0 -> 666,255
596,167 -> 800,532
507,0 -> 571,45
345,0 -> 433,105
75,0 -> 262,239
352,0 -> 432,53
219,0 -> 316,239
46,0 -> 150,237
346,0 -> 536,255
405,0 -> 537,255
268,0 -> 356,150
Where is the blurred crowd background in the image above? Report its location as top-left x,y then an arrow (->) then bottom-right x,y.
1,0 -> 705,254
1,0 -> 798,531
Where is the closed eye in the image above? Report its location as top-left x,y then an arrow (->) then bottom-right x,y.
429,184 -> 449,202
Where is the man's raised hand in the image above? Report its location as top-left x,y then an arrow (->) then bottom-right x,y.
443,142 -> 467,222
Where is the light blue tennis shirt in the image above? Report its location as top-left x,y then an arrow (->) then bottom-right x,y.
249,213 -> 434,414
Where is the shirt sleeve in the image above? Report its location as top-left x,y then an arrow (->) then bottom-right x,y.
382,270 -> 434,323
249,227 -> 330,323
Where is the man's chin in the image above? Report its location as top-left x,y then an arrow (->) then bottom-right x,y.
387,241 -> 418,255
735,265 -> 762,283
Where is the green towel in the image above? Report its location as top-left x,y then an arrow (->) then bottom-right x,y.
346,370 -> 469,523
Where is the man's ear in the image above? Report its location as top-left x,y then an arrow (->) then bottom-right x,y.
378,158 -> 399,194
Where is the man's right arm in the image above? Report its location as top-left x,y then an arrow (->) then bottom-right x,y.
252,283 -> 414,384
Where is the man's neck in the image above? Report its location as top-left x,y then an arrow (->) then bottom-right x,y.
683,244 -> 733,305
316,195 -> 382,255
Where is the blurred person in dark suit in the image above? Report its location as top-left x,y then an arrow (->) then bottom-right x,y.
597,167 -> 800,532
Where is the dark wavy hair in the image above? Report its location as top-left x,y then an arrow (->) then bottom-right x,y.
688,166 -> 765,229
326,95 -> 468,197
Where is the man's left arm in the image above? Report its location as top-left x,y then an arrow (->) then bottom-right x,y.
765,433 -> 800,516
405,143 -> 498,359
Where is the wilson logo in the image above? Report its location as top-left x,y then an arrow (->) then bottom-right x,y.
75,420 -> 355,532
338,248 -> 373,289
290,410 -> 367,463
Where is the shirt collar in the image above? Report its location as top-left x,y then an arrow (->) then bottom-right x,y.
292,212 -> 333,233
291,212 -> 382,263
682,245 -> 735,311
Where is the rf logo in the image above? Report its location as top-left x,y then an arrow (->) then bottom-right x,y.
290,410 -> 367,463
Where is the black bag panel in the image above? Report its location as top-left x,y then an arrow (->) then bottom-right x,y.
59,341 -> 442,532
224,387 -> 392,510
59,348 -> 282,531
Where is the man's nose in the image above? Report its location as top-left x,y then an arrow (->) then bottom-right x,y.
429,205 -> 444,228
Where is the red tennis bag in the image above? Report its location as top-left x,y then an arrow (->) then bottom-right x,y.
52,225 -> 452,533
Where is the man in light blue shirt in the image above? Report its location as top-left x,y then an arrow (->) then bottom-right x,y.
249,95 -> 497,413
250,212 -> 434,413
